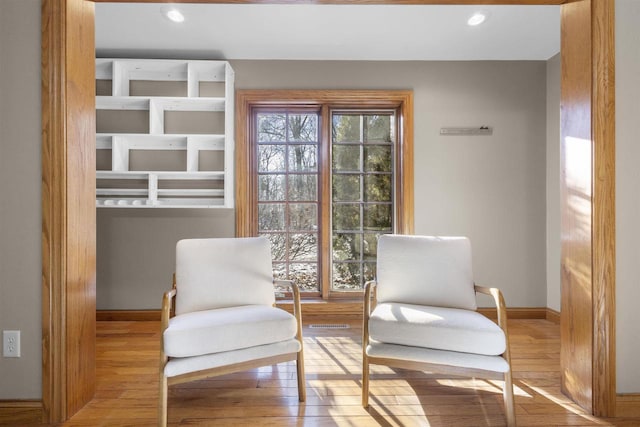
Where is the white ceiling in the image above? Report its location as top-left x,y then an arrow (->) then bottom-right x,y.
95,4 -> 560,61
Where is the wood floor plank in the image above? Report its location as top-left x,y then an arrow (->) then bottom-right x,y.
44,319 -> 639,426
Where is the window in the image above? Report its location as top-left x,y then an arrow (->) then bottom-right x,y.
331,111 -> 394,291
256,110 -> 321,292
236,90 -> 413,299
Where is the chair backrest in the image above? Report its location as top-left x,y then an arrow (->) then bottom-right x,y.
376,235 -> 477,310
174,237 -> 276,315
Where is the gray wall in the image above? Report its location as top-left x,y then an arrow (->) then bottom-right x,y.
0,0 -> 42,399
98,60 -> 548,309
546,54 -> 561,313
97,209 -> 234,309
616,0 -> 640,394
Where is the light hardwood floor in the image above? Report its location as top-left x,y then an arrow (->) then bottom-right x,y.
53,319 -> 638,426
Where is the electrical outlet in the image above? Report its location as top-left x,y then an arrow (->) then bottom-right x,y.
3,330 -> 21,358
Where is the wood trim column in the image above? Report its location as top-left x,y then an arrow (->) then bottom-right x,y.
560,0 -> 615,417
591,0 -> 615,417
234,91 -> 257,237
41,0 -> 96,422
42,0 -> 66,421
396,93 -> 414,235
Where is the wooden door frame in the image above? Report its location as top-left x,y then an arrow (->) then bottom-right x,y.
41,0 -> 616,423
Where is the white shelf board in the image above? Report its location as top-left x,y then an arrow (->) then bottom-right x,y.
157,189 -> 225,197
97,189 -> 224,197
97,199 -> 153,207
97,198 -> 226,208
97,59 -> 228,82
188,61 -> 228,82
96,58 -> 113,80
97,171 -> 149,180
121,60 -> 188,82
96,134 -> 113,149
97,188 -> 148,196
152,97 -> 225,112
96,134 -> 225,149
97,96 -> 226,111
96,171 -> 225,180
96,96 -> 150,110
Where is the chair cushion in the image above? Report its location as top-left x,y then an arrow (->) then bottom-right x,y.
369,302 -> 506,356
376,235 -> 477,310
366,342 -> 510,374
165,339 -> 301,378
175,237 -> 276,315
164,305 -> 297,358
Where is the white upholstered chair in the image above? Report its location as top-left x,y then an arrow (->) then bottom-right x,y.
159,237 -> 305,426
362,235 -> 516,426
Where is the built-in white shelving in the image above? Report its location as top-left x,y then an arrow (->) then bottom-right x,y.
95,58 -> 234,208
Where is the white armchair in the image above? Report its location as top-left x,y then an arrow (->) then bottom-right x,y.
159,237 -> 305,426
362,235 -> 516,426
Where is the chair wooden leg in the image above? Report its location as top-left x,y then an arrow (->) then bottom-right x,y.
158,374 -> 168,427
296,350 -> 306,402
503,369 -> 516,427
362,355 -> 370,408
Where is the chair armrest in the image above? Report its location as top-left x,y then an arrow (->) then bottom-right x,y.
363,281 -> 377,318
273,278 -> 294,299
363,281 -> 377,348
273,279 -> 294,287
161,288 -> 177,333
475,284 -> 512,365
273,279 -> 300,305
274,279 -> 303,340
474,285 -> 508,333
159,287 -> 177,366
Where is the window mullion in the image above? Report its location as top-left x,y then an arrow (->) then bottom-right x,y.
320,105 -> 332,300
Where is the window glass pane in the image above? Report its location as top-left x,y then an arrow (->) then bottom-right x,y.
332,114 -> 361,143
290,233 -> 318,261
332,262 -> 361,290
363,262 -> 377,284
333,204 -> 360,231
364,146 -> 392,172
256,110 -> 320,295
364,174 -> 392,202
260,233 -> 287,261
290,263 -> 318,292
289,203 -> 317,231
363,204 -> 392,231
333,174 -> 360,202
288,114 -> 318,142
333,233 -> 361,261
273,263 -> 288,295
333,145 -> 360,171
258,204 -> 285,231
364,114 -> 392,143
258,114 -> 286,142
258,145 -> 286,172
258,175 -> 286,201
363,233 -> 380,260
287,174 -> 317,201
273,263 -> 287,279
288,145 -> 317,172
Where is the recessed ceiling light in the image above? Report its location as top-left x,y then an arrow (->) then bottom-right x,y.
163,7 -> 185,23
467,12 -> 487,27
